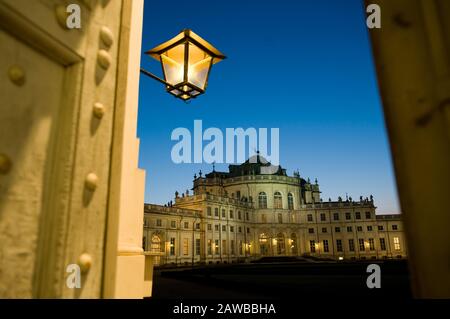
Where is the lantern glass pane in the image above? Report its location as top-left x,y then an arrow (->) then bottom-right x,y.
187,43 -> 212,90
161,44 -> 185,86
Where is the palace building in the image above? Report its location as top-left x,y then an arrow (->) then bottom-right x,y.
143,155 -> 407,266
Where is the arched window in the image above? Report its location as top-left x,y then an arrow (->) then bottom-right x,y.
288,193 -> 294,210
259,233 -> 269,256
151,234 -> 162,253
258,192 -> 267,208
276,233 -> 285,255
274,192 -> 283,209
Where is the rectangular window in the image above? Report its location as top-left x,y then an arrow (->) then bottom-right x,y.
323,240 -> 329,252
320,213 -> 326,221
214,224 -> 219,231
195,238 -> 201,255
359,238 -> 365,251
222,209 -> 226,218
196,223 -> 200,230
345,212 -> 351,220
156,219 -> 162,227
171,220 -> 176,228
231,240 -> 235,255
308,228 -> 314,234
236,191 -> 241,199
207,239 -> 212,255
378,225 -> 384,231
230,226 -> 234,232
207,224 -> 212,231
369,238 -> 375,251
393,237 -> 401,250
367,226 -> 373,231
238,226 -> 242,233
183,238 -> 189,255
310,240 -> 316,253
355,212 -> 361,220
207,207 -> 212,216
347,226 -> 352,232
348,239 -> 355,252
336,239 -> 343,252
365,211 -> 371,219
239,241 -> 243,255
222,240 -> 227,254
333,213 -> 339,221
214,208 -> 219,217
392,225 -> 398,230
357,226 -> 363,232
246,212 -> 249,220
380,238 -> 386,251
214,240 -> 219,255
335,227 -> 340,233
238,211 -> 242,219
278,213 -> 283,224
307,214 -> 313,222
247,227 -> 250,234
184,221 -> 189,229
322,227 -> 327,233
230,210 -> 234,219
222,225 -> 226,232
170,238 -> 175,255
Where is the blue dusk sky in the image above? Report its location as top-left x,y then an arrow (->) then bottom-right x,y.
137,0 -> 400,214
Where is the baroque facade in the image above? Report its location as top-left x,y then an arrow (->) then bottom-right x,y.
143,155 -> 407,266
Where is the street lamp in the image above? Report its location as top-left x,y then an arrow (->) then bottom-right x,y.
142,29 -> 226,101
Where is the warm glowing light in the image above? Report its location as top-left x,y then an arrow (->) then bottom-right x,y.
338,256 -> 344,261
146,29 -> 226,101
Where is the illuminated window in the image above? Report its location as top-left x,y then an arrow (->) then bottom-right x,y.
183,238 -> 189,255
214,240 -> 219,254
258,192 -> 267,208
170,238 -> 175,255
394,237 -> 401,250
